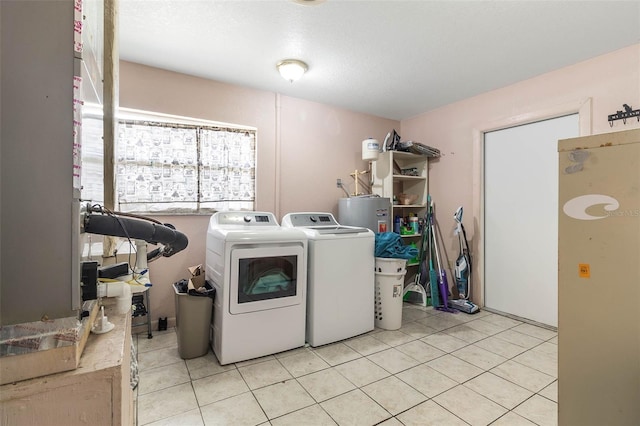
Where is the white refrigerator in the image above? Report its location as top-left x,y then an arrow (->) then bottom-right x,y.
558,128 -> 640,425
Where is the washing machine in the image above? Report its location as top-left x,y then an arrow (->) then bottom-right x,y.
206,211 -> 307,365
281,212 -> 374,346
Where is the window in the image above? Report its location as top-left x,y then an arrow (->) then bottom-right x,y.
81,108 -> 257,214
80,112 -> 106,205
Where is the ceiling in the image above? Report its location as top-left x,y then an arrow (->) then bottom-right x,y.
119,0 -> 640,121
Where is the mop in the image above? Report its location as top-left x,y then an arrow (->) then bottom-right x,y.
403,212 -> 429,307
448,207 -> 480,314
428,201 -> 455,313
432,221 -> 456,313
426,198 -> 440,308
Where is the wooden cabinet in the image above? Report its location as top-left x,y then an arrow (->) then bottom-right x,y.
372,150 -> 429,274
0,301 -> 134,426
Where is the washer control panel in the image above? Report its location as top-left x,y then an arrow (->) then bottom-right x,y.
284,213 -> 338,227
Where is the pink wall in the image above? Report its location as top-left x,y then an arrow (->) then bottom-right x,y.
400,44 -> 640,302
119,61 -> 398,323
278,96 -> 396,216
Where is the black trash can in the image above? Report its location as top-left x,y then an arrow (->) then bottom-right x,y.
173,279 -> 215,359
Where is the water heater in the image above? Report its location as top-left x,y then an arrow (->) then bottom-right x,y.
338,196 -> 391,233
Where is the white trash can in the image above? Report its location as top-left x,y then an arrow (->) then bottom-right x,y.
374,270 -> 406,330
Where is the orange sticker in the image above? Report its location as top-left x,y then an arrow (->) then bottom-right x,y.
579,264 -> 590,278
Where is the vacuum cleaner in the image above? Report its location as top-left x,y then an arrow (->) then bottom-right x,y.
448,207 -> 480,314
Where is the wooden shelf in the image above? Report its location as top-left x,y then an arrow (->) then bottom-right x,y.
372,151 -> 429,207
393,204 -> 427,209
392,174 -> 427,181
372,150 -> 429,286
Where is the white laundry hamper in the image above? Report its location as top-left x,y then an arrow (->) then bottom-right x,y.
375,257 -> 407,274
374,258 -> 407,330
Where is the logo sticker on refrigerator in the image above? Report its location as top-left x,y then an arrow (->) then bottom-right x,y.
562,194 -> 620,220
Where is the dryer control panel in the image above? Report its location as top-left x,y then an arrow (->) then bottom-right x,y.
211,211 -> 279,226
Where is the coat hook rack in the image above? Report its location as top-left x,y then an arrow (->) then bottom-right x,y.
608,103 -> 640,127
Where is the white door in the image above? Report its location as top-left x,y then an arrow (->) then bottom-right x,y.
484,114 -> 578,327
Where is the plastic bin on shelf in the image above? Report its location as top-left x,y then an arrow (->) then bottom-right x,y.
173,279 -> 215,359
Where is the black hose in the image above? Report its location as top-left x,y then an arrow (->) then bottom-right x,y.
83,213 -> 188,257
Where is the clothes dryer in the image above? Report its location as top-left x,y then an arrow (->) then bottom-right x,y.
281,212 -> 374,346
206,211 -> 307,364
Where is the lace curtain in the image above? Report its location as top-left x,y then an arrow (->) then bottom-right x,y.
81,113 -> 256,213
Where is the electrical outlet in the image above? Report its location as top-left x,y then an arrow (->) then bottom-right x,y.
336,178 -> 342,188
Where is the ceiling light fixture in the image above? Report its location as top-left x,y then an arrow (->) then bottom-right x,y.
277,59 -> 308,83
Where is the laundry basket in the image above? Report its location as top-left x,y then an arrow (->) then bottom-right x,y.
374,262 -> 407,330
375,257 -> 407,274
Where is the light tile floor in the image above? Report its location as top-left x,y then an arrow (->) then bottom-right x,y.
133,304 -> 558,426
